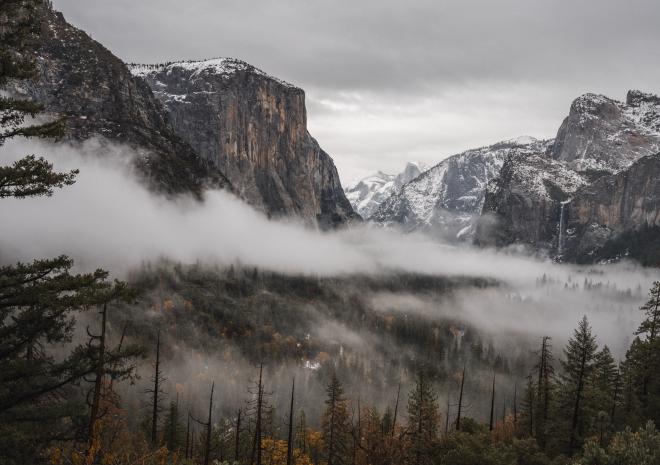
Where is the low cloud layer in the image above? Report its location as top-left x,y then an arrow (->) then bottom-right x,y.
1,139 -> 658,285
1,138 -> 658,360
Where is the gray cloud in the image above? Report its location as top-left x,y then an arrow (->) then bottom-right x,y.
54,0 -> 660,92
51,0 -> 660,181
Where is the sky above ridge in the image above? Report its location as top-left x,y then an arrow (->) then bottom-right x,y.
53,0 -> 660,186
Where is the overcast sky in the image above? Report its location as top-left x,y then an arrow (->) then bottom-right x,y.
53,0 -> 660,185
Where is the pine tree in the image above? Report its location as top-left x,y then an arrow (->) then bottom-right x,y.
0,4 -> 143,462
560,316 -> 599,455
592,346 -> 618,427
519,374 -> 535,438
0,258 -> 142,464
1,0 -> 75,199
163,395 -> 184,453
322,371 -> 350,465
632,282 -> 660,423
286,378 -> 295,465
407,372 -> 440,465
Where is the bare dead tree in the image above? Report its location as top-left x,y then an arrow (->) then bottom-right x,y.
204,381 -> 214,465
392,382 -> 401,437
513,384 -> 518,425
250,364 -> 265,465
286,378 -> 295,465
456,365 -> 466,431
489,372 -> 496,431
235,408 -> 242,463
146,330 -> 166,446
444,393 -> 450,435
85,302 -> 107,460
186,411 -> 191,459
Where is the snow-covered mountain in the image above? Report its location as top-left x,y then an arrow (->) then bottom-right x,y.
478,90 -> 660,258
344,162 -> 425,219
370,137 -> 546,240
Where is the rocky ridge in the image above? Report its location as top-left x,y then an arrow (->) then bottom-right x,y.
370,137 -> 542,240
564,153 -> 660,259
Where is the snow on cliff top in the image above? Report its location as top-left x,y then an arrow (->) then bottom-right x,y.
129,58 -> 298,88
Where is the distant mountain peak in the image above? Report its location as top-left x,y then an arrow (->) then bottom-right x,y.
369,138 -> 541,239
345,162 -> 426,219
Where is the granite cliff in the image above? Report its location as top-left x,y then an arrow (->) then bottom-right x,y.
131,59 -> 358,227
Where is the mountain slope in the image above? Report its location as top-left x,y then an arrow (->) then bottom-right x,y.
344,162 -> 424,219
370,137 -> 543,240
7,1 -> 229,195
131,59 -> 358,227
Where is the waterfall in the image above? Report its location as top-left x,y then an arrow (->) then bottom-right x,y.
558,200 -> 570,254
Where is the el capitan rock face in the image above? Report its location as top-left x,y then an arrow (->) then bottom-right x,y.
8,1 -> 229,195
131,59 -> 358,227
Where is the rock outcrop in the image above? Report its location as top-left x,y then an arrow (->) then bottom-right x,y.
563,153 -> 660,258
476,147 -> 587,250
7,1 -> 229,195
344,162 -> 425,219
131,59 -> 358,227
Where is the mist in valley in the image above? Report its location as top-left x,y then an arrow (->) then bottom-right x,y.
1,137 -> 658,427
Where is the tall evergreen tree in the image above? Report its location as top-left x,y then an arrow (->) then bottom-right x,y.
407,372 -> 440,465
163,394 -> 184,453
0,4 -> 144,463
560,316 -> 599,455
322,371 -> 350,465
631,281 -> 660,423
